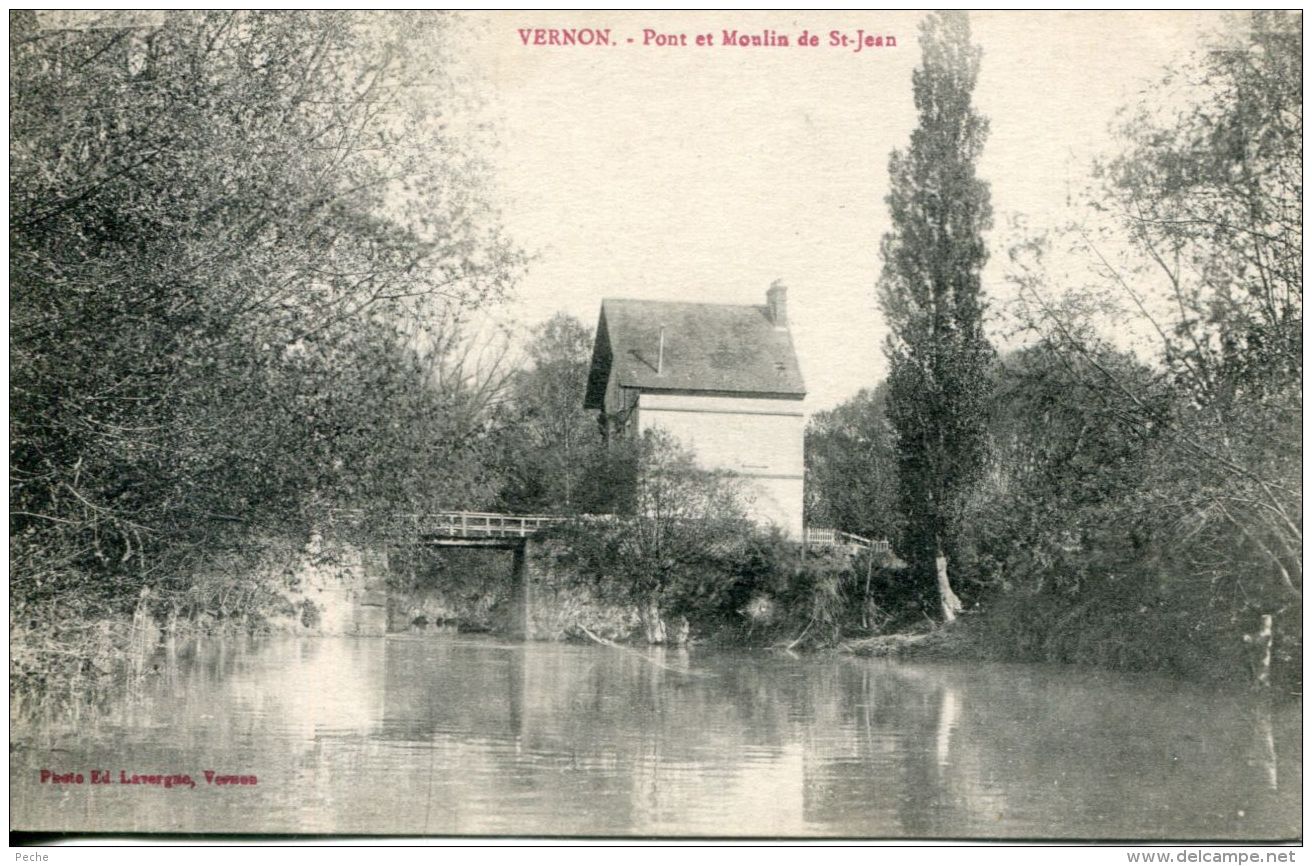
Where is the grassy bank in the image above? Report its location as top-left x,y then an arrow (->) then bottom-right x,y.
9,535 -> 376,722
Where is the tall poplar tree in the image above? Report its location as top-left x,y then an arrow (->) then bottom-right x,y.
877,12 -> 993,621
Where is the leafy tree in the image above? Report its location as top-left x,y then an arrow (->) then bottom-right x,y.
804,384 -> 902,544
490,314 -> 608,514
876,11 -> 994,621
1097,11 -> 1301,614
1103,10 -> 1300,397
1001,11 -> 1301,689
965,346 -> 1161,586
9,11 -> 521,616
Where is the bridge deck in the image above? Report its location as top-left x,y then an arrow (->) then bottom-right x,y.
331,510 -> 888,552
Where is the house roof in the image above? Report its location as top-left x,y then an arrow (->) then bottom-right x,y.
583,298 -> 806,409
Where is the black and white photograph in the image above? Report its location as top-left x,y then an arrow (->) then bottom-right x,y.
8,9 -> 1302,843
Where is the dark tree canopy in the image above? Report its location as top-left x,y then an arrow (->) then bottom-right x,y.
9,11 -> 521,607
490,313 -> 610,514
804,384 -> 902,544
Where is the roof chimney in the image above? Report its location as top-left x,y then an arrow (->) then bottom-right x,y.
766,280 -> 788,330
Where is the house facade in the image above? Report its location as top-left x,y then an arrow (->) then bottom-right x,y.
583,282 -> 806,538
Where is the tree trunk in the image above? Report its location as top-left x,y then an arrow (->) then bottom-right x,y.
1253,613 -> 1273,689
640,596 -> 666,645
936,547 -> 963,622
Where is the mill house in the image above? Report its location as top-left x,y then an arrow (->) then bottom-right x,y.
583,282 -> 806,538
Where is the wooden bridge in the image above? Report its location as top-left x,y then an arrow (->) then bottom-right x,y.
323,510 -> 891,639
329,509 -> 888,552
801,527 -> 891,554
402,511 -> 564,546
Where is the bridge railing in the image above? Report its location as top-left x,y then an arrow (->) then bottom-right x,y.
329,509 -> 891,552
804,527 -> 891,554
327,509 -> 568,539
410,511 -> 567,539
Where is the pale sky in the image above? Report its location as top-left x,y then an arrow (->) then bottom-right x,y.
454,11 -> 1227,412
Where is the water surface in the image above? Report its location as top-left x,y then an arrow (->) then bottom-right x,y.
10,635 -> 1301,838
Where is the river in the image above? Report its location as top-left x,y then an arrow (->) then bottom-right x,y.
9,634 -> 1301,839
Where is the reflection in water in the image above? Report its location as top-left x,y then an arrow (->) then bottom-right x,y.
10,636 -> 1301,838
935,686 -> 958,769
1254,709 -> 1279,793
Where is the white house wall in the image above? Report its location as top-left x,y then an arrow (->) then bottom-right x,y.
636,391 -> 804,538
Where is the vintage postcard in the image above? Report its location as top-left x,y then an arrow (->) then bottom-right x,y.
8,10 -> 1301,843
